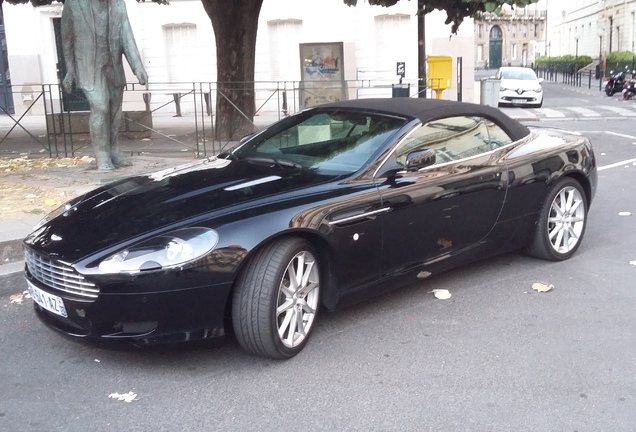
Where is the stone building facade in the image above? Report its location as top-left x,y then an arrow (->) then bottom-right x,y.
474,6 -> 547,70
548,0 -> 636,61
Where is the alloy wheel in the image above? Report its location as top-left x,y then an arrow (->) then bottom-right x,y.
547,186 -> 586,254
276,250 -> 320,348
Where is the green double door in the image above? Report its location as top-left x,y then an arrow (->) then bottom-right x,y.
489,26 -> 503,69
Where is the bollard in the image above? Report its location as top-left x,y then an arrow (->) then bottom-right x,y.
173,93 -> 182,117
203,92 -> 212,116
143,92 -> 151,112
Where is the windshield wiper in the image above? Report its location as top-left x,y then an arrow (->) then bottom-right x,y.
242,156 -> 303,170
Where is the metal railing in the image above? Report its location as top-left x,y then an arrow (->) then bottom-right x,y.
535,67 -> 599,89
1,78 -> 439,158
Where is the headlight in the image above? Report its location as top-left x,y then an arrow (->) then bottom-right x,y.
98,227 -> 219,273
499,86 -> 510,91
534,87 -> 543,93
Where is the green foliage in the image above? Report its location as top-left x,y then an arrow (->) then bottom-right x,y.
344,0 -> 539,33
606,50 -> 636,64
604,51 -> 636,75
535,55 -> 593,72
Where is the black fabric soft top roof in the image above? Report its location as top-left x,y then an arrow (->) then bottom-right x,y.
314,98 -> 530,142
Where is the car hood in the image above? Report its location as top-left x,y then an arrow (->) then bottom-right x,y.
500,79 -> 541,91
24,157 -> 337,261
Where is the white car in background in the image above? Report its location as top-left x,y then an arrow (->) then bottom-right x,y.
495,67 -> 544,108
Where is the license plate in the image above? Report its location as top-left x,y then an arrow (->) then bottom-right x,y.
512,99 -> 526,104
27,280 -> 68,318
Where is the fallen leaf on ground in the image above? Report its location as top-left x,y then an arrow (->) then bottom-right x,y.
0,156 -> 93,172
429,289 -> 451,300
630,260 -> 636,266
9,291 -> 30,304
44,199 -> 62,207
108,392 -> 138,403
619,212 -> 633,216
9,293 -> 24,304
532,283 -> 554,293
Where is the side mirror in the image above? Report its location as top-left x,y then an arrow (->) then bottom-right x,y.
405,149 -> 436,171
538,78 -> 544,83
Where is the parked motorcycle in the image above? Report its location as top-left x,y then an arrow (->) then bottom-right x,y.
605,68 -> 628,96
623,74 -> 636,100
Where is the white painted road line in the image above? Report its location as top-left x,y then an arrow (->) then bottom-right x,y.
598,158 -> 636,171
605,131 -> 636,140
597,105 -> 636,117
563,107 -> 601,117
537,108 -> 565,117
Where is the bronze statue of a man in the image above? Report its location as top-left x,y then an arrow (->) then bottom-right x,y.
61,0 -> 148,171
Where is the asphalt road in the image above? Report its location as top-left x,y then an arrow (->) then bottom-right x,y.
1,87 -> 636,431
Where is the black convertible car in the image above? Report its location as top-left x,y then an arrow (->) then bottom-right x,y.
24,98 -> 597,359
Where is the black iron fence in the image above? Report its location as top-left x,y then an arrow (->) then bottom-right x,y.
535,67 -> 599,89
2,78 -> 446,158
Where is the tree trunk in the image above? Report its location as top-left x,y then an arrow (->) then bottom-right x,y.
201,0 -> 264,141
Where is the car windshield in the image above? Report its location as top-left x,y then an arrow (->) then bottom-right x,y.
231,109 -> 407,174
501,69 -> 537,80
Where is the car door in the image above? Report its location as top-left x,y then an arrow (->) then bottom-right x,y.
376,115 -> 509,277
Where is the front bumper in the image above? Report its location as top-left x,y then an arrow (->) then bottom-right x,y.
26,269 -> 233,344
498,90 -> 543,106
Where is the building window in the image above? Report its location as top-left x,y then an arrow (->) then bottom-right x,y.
512,44 -> 517,60
267,19 -> 302,81
477,44 -> 483,61
375,14 -> 411,79
163,24 -> 197,82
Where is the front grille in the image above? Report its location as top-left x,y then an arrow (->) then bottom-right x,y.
25,250 -> 99,300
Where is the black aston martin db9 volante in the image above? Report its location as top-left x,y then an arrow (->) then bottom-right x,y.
24,98 -> 597,359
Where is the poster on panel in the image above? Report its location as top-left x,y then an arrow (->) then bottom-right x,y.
299,42 -> 347,108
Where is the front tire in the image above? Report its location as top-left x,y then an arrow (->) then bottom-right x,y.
524,178 -> 588,261
232,237 -> 321,359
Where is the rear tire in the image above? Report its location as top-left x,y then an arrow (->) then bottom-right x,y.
232,237 -> 321,359
524,178 -> 588,261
